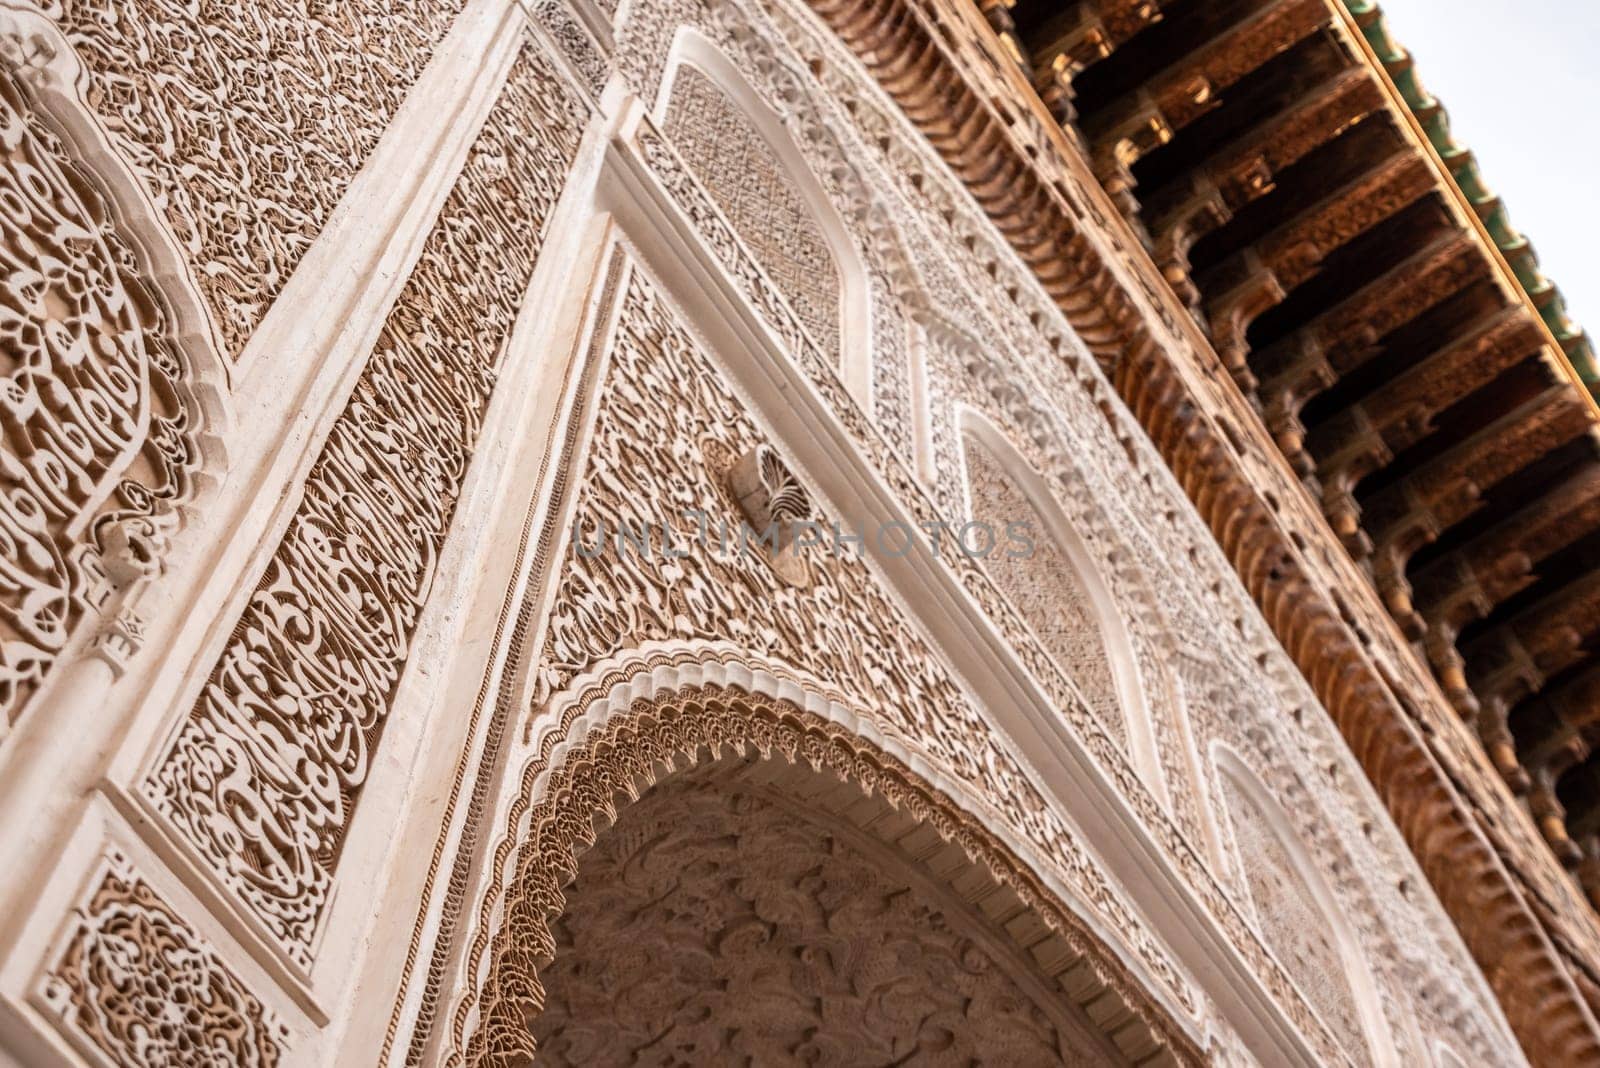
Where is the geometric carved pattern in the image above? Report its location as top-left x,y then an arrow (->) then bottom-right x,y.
49,0 -> 468,355
962,430 -> 1125,748
0,67 -> 201,723
141,44 -> 586,965
1220,769 -> 1369,1064
531,775 -> 1116,1066
664,64 -> 841,362
39,849 -> 285,1068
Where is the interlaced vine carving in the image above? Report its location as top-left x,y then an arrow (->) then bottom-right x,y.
45,0 -> 468,355
39,849 -> 286,1068
142,43 -> 586,965
0,65 -> 203,723
963,430 -> 1126,746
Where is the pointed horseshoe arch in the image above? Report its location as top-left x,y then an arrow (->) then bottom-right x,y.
439,648 -> 1203,1065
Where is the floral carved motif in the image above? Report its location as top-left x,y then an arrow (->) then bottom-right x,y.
531,775 -> 1115,1066
43,0 -> 467,355
0,65 -> 204,723
39,849 -> 286,1068
142,43 -> 586,965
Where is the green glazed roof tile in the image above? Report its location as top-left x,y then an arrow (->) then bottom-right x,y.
1342,0 -> 1599,395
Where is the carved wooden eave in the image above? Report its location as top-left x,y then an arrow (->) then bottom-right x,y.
802,0 -> 1600,1060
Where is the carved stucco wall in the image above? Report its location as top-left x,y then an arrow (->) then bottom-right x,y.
0,63 -> 208,724
38,849 -> 286,1068
1219,765 -> 1371,1064
40,0 -> 469,356
0,0 -> 1537,1065
140,40 -> 588,968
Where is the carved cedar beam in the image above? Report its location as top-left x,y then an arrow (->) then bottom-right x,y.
804,0 -> 1600,1058
1466,570 -> 1600,829
1515,664 -> 1600,867
1145,67 -> 1385,317
1305,304 -> 1546,549
1084,0 -> 1329,221
1030,1 -> 1166,128
1257,231 -> 1484,478
1467,570 -> 1600,713
1519,662 -> 1600,778
1415,463 -> 1600,645
1363,386 -> 1592,648
1203,151 -> 1435,391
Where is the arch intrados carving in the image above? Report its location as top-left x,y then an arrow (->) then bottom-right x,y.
446,651 -> 1201,1065
1211,743 -> 1398,1065
654,27 -> 872,407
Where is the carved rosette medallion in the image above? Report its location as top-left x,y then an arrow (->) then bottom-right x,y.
38,849 -> 286,1068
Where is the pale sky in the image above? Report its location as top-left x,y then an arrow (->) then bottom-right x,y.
1374,0 -> 1600,332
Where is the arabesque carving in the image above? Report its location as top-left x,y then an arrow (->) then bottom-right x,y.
456,681 -> 1201,1065
447,257 -> 1205,1060
1219,768 -> 1369,1063
962,428 -> 1125,747
38,848 -> 285,1068
0,64 -> 206,723
37,0 -> 468,356
142,41 -> 587,965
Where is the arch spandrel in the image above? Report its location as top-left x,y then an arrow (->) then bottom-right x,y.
416,247 -> 1205,1061
0,24 -> 225,726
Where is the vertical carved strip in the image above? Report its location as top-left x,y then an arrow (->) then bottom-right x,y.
38,848 -> 286,1068
141,42 -> 587,965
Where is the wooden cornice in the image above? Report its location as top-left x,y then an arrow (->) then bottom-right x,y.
804,0 -> 1600,1059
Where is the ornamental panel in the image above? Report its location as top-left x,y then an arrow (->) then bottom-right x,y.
46,0 -> 469,355
662,62 -> 842,362
38,848 -> 286,1068
142,39 -> 586,966
0,66 -> 204,723
531,775 -> 1116,1065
